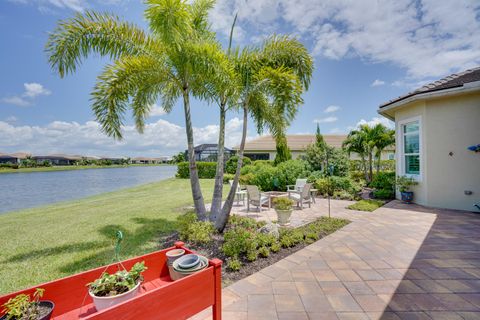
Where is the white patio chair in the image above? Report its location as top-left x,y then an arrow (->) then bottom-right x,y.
246,185 -> 270,212
287,178 -> 308,192
288,183 -> 312,209
229,180 -> 247,205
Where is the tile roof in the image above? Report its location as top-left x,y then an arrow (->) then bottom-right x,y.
234,134 -> 348,151
380,67 -> 480,108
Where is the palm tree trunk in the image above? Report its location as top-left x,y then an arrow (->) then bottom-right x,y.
182,87 -> 207,221
216,103 -> 247,232
376,150 -> 382,173
209,104 -> 226,222
361,154 -> 368,181
368,151 -> 373,182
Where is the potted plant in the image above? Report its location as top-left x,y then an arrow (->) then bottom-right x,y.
87,261 -> 147,312
397,175 -> 418,203
1,288 -> 54,320
273,197 -> 295,225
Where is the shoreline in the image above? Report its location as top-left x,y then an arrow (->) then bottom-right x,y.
0,163 -> 172,174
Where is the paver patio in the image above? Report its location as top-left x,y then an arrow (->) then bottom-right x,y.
193,199 -> 480,320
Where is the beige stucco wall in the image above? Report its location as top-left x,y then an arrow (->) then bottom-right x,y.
244,150 -> 394,161
392,92 -> 480,212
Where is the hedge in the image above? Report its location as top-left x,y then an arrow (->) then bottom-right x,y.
176,162 -> 217,178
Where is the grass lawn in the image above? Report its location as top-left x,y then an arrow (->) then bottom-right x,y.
347,199 -> 384,212
0,178 -> 215,294
0,164 -> 168,174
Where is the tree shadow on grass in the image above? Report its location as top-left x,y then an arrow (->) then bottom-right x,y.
58,217 -> 178,274
1,240 -> 109,264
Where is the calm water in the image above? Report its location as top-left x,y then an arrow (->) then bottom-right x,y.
0,166 -> 177,214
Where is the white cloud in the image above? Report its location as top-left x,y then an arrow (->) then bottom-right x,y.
7,0 -> 123,12
324,105 -> 340,113
314,116 -> 338,124
149,103 -> 167,117
1,82 -> 51,107
371,79 -> 385,87
23,83 -> 51,98
352,117 -> 394,129
0,117 -> 245,157
211,0 -> 480,79
1,96 -> 31,107
5,116 -> 18,123
328,127 -> 343,134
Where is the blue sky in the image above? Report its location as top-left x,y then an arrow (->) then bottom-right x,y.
1,0 -> 479,157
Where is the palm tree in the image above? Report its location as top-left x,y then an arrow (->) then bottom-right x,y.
343,129 -> 368,181
46,0 -> 231,221
372,125 -> 395,173
215,36 -> 313,231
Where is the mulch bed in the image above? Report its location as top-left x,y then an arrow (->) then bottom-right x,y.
160,229 -> 328,285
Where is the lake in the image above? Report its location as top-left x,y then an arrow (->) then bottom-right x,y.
0,165 -> 177,214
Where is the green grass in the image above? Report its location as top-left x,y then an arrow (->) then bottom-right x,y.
0,178 -> 215,294
0,164 -> 169,174
347,199 -> 384,212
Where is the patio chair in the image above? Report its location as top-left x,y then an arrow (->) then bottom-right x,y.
229,180 -> 247,205
246,185 -> 270,212
288,183 -> 312,209
287,178 -> 308,192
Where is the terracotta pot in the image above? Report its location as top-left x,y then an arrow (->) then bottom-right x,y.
89,282 -> 141,312
275,209 -> 292,225
166,249 -> 185,265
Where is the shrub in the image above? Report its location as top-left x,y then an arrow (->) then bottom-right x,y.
347,199 -> 384,212
223,173 -> 235,184
239,173 -> 255,185
249,165 -> 280,191
246,250 -> 258,262
370,171 -> 395,191
307,170 -> 324,183
305,232 -> 319,244
373,189 -> 395,199
270,242 -> 281,253
177,212 -> 214,244
227,257 -> 241,271
272,197 -> 294,210
333,190 -> 355,200
225,156 -> 252,174
176,162 -> 217,179
222,227 -> 256,257
276,160 -> 311,190
349,170 -> 367,185
228,215 -> 261,230
315,176 -> 360,197
256,233 -> 277,247
279,228 -> 304,248
258,246 -> 270,258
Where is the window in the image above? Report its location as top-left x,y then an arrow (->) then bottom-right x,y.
388,152 -> 395,160
402,120 -> 420,176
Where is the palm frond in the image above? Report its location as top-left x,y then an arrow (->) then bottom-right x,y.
46,10 -> 159,78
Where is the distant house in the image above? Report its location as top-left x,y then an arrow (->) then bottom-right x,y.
0,152 -> 30,164
130,157 -> 169,164
186,144 -> 235,162
378,67 -> 480,212
235,135 -> 394,161
33,154 -> 82,165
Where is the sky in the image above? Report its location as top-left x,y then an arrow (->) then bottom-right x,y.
0,0 -> 479,157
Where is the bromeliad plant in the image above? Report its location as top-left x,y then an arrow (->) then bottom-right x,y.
272,197 -> 294,211
1,288 -> 47,320
87,262 -> 147,297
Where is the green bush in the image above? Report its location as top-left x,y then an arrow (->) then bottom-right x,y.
258,246 -> 270,258
315,176 -> 360,197
177,212 -> 214,244
0,163 -> 19,169
276,160 -> 311,190
246,250 -> 258,262
370,171 -> 395,190
222,227 -> 256,257
239,173 -> 255,185
333,190 -> 355,200
373,189 -> 395,199
227,257 -> 241,271
228,215 -> 261,230
176,162 -> 217,179
256,233 -> 277,247
225,156 -> 252,174
270,242 -> 280,253
307,170 -> 324,183
349,170 -> 367,184
223,173 -> 235,184
279,228 -> 304,248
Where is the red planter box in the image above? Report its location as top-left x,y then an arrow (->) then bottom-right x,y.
0,242 -> 222,320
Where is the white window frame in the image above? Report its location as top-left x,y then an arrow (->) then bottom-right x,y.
398,116 -> 422,181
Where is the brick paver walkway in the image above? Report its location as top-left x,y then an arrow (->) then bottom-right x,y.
196,200 -> 480,320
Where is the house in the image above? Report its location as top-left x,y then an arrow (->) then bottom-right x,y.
0,152 -> 30,164
131,157 -> 158,164
235,135 -> 395,161
378,67 -> 480,212
185,144 -> 235,162
33,154 -> 82,165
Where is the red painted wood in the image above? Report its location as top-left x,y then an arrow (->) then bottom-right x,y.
0,243 -> 222,320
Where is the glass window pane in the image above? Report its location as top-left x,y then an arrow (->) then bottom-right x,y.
404,121 -> 419,133
405,155 -> 420,174
404,134 -> 419,153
